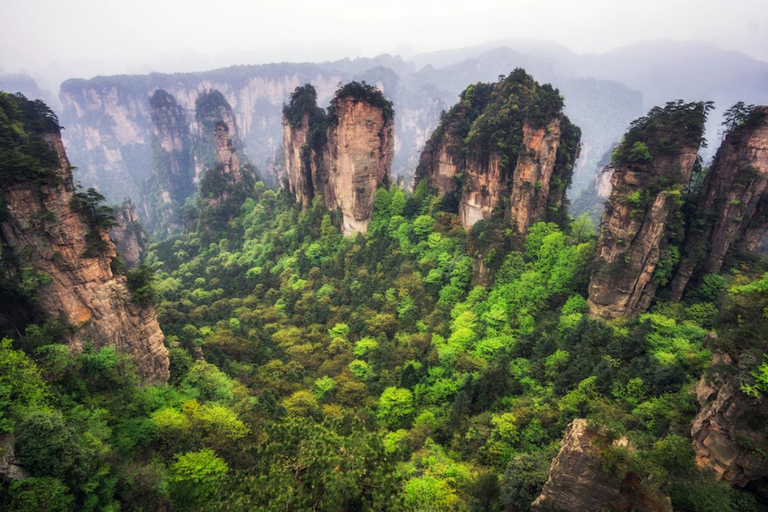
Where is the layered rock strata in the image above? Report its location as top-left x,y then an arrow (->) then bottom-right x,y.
283,83 -> 394,235
588,102 -> 709,320
669,106 -> 768,301
0,120 -> 169,382
532,419 -> 672,512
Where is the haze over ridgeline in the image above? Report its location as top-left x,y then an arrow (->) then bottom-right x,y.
4,36 -> 766,217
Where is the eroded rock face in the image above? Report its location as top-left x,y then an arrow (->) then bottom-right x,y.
323,96 -> 394,234
282,114 -> 315,207
0,134 -> 169,383
282,85 -> 394,235
415,131 -> 463,198
111,200 -> 149,268
509,118 -> 563,234
458,152 -> 504,228
414,71 -> 580,232
669,106 -> 768,301
588,103 -> 708,320
141,89 -> 195,238
0,434 -> 29,482
532,419 -> 672,512
691,353 -> 768,487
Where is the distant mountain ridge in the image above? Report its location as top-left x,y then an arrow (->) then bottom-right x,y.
4,38 -> 765,234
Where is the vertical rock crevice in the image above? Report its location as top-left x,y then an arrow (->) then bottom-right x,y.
283,82 -> 394,235
413,69 -> 580,233
0,94 -> 169,382
587,101 -> 711,320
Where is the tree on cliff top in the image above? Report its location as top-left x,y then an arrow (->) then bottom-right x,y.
611,100 -> 713,169
329,81 -> 394,124
0,92 -> 61,183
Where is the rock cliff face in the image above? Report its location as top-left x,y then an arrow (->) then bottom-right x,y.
691,353 -> 768,487
0,97 -> 169,382
532,419 -> 672,512
111,200 -> 149,268
141,89 -> 195,237
282,83 -> 394,235
588,102 -> 710,320
59,67 -> 345,203
195,90 -> 254,209
669,106 -> 768,301
282,113 -> 315,207
323,95 -> 394,234
414,70 -> 581,233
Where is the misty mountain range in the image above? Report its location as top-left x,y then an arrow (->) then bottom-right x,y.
3,38 -> 768,211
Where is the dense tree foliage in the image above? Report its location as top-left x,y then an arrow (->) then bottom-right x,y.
2,95 -> 767,510
0,92 -> 61,183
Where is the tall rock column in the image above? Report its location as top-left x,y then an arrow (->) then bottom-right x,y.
588,101 -> 710,320
324,94 -> 394,234
195,89 -> 256,212
414,69 -> 580,232
282,82 -> 393,235
669,106 -> 768,301
141,89 -> 195,238
111,199 -> 149,268
509,117 -> 562,234
0,94 -> 169,382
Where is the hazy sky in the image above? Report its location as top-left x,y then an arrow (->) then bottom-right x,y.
2,0 -> 767,83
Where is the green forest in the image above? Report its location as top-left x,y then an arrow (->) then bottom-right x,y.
2,89 -> 768,511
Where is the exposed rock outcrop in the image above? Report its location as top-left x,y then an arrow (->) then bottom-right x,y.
140,89 -> 195,238
282,82 -> 394,235
0,96 -> 169,382
196,90 -> 254,204
691,353 -> 768,487
282,113 -> 315,207
588,101 -> 710,320
532,419 -> 672,512
111,199 -> 149,268
324,93 -> 394,234
0,434 -> 29,482
414,69 -> 581,233
59,67 -> 346,203
669,106 -> 768,301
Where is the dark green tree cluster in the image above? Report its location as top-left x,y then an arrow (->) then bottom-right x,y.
329,81 -> 394,124
0,92 -> 61,183
611,100 -> 713,169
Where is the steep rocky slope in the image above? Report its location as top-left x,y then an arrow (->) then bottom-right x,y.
669,106 -> 768,301
532,419 -> 672,512
193,90 -> 258,237
0,93 -> 168,382
588,101 -> 710,320
691,353 -> 768,488
414,69 -> 581,232
140,89 -> 196,237
111,199 -> 149,268
283,82 -> 394,235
